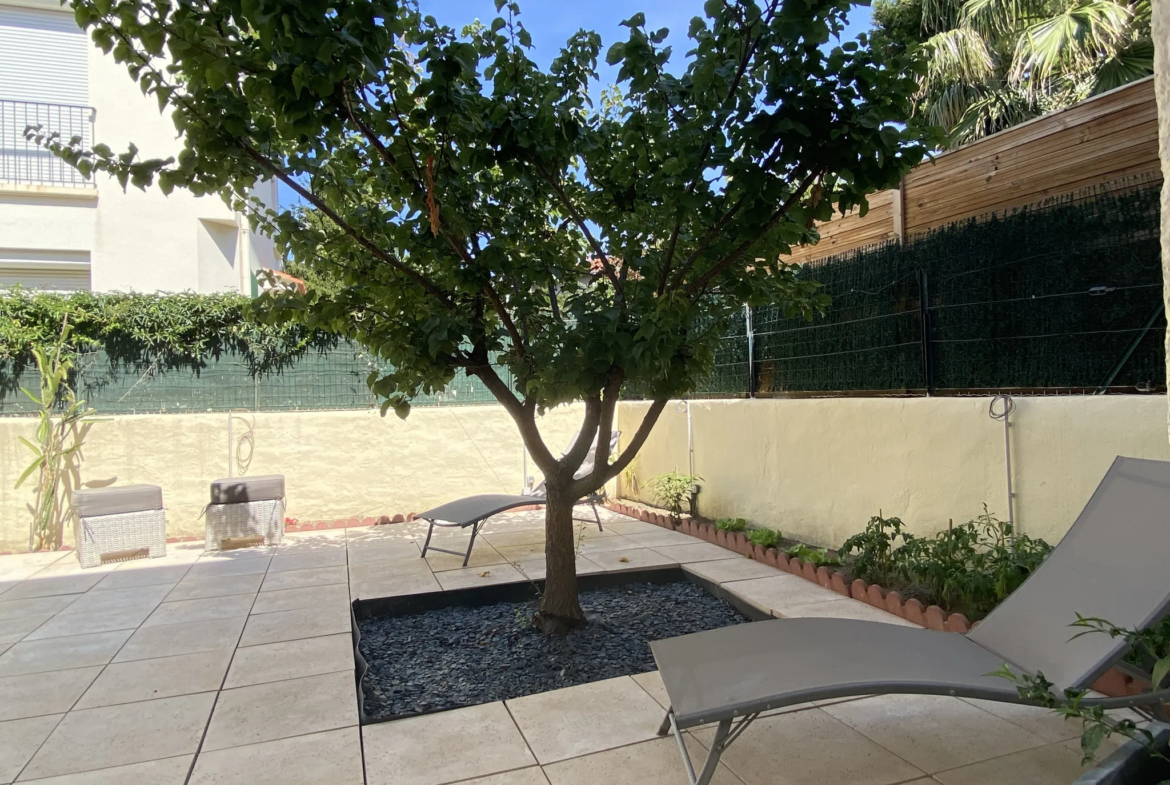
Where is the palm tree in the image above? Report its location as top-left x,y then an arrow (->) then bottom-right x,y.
907,0 -> 1152,148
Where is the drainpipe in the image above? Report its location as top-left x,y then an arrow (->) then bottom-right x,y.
989,394 -> 1016,546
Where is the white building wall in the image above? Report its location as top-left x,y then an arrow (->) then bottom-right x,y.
0,0 -> 277,293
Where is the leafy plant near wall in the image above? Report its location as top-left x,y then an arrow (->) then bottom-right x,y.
15,318 -> 100,551
787,542 -> 839,566
647,473 -> 702,527
746,527 -> 782,549
0,289 -> 336,387
841,506 -> 1053,619
715,517 -> 747,532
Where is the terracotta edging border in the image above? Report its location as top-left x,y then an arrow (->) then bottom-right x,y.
604,498 -> 1143,699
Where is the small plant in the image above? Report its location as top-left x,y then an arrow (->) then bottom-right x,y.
746,527 -> 781,549
787,543 -> 840,566
16,317 -> 100,552
840,511 -> 912,587
647,472 -> 702,527
715,517 -> 747,532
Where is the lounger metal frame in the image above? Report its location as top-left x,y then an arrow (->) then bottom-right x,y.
650,456 -> 1170,785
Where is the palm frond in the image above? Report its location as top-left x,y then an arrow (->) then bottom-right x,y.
922,26 -> 995,85
1012,0 -> 1133,89
961,0 -> 1052,36
1090,38 -> 1154,94
947,86 -> 1041,146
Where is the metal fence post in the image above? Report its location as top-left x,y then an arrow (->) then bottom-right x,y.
916,268 -> 934,394
745,304 -> 755,397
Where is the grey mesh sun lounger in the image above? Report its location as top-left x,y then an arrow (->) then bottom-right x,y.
651,456 -> 1170,785
418,431 -> 620,566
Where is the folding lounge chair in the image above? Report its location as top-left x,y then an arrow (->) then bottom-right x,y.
417,431 -> 620,567
651,456 -> 1170,785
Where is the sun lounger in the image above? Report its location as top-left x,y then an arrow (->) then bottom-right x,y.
651,456 -> 1170,785
417,431 -> 620,566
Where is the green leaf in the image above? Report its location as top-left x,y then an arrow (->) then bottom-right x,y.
605,42 -> 626,65
15,455 -> 44,489
1151,654 -> 1170,691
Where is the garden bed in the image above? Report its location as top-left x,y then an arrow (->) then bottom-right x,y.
351,567 -> 761,723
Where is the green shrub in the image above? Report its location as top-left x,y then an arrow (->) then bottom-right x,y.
840,511 -> 910,587
746,527 -> 781,549
647,472 -> 701,525
787,543 -> 840,566
715,517 -> 747,532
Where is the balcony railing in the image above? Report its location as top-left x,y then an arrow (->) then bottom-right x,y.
0,99 -> 95,188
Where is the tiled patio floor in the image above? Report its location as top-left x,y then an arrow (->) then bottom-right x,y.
0,509 -> 1117,784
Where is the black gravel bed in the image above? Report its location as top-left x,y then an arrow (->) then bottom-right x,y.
357,580 -> 748,721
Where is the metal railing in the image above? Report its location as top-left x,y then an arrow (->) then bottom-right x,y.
0,99 -> 95,187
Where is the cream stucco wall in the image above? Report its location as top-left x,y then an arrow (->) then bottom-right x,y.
0,403 -> 585,553
618,396 -> 1170,548
0,0 -> 276,293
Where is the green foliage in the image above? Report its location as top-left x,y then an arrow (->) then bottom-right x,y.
840,511 -> 910,587
647,473 -> 701,525
746,527 -> 781,549
896,506 -> 1052,618
996,614 -> 1170,766
715,517 -> 747,532
16,318 -> 101,551
787,543 -> 840,566
871,0 -> 1153,148
0,289 -> 334,381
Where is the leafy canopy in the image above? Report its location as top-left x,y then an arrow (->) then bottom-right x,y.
46,0 -> 924,457
872,0 -> 1152,148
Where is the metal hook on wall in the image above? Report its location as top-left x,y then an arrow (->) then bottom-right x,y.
988,394 -> 1016,546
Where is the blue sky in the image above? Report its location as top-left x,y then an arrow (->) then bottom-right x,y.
419,1 -> 876,81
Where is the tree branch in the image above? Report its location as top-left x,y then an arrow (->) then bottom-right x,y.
561,394 -> 603,476
596,397 -> 668,486
466,349 -> 558,470
682,168 -> 823,298
574,369 -> 624,494
531,161 -> 622,294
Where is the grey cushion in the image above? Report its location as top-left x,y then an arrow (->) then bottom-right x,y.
210,475 -> 285,504
74,484 -> 164,518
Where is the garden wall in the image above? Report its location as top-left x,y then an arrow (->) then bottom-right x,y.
617,395 -> 1170,548
0,403 -> 584,553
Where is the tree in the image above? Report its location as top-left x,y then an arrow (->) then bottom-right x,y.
44,0 -> 925,633
872,0 -> 1152,148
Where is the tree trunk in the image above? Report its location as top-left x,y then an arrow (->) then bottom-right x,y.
535,482 -> 586,635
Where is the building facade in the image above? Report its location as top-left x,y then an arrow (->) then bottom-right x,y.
0,0 -> 277,293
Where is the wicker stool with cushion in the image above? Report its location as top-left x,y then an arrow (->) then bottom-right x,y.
72,484 -> 167,568
204,475 -> 285,551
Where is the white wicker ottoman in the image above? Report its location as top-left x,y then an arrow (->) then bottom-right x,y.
204,475 -> 285,551
72,485 -> 167,568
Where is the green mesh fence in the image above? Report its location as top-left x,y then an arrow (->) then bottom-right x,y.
0,341 -> 507,415
750,179 -> 1166,395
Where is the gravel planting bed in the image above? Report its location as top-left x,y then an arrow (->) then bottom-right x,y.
357,580 -> 748,721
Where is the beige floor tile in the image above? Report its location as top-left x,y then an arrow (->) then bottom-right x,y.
0,630 -> 131,678
777,598 -> 919,626
0,714 -> 61,784
0,615 -> 50,646
362,701 -> 536,785
0,595 -> 78,622
822,694 -> 1047,773
113,616 -> 246,663
933,740 -> 1087,784
238,606 -> 350,647
0,667 -> 101,721
958,697 -> 1083,743
201,671 -> 356,752
260,565 -> 348,592
75,650 -> 232,709
188,726 -> 363,785
267,549 -> 348,574
598,519 -> 663,536
631,670 -> 670,710
0,643 -> 8,656
576,537 -> 642,556
507,555 -> 604,582
719,574 -> 842,616
14,755 -> 192,784
425,544 -> 508,573
345,540 -> 423,566
20,693 -> 215,780
483,529 -> 547,549
0,574 -> 103,601
142,594 -> 256,627
346,525 -> 419,544
575,525 -> 621,540
93,564 -> 191,592
25,587 -> 170,640
507,676 -> 667,764
457,769 -> 550,785
684,558 -> 782,584
588,548 -> 677,571
250,583 -> 350,615
693,707 -> 925,785
622,530 -> 698,548
494,542 -> 549,562
165,573 -> 263,603
282,528 -> 350,544
23,560 -> 117,579
224,633 -> 353,688
436,564 -> 527,591
184,557 -> 271,581
650,542 -> 743,564
349,569 -> 441,601
0,553 -> 69,582
543,736 -> 744,785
